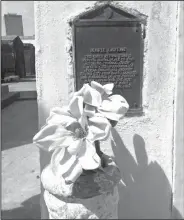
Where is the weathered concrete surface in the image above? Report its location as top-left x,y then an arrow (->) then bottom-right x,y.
2,100 -> 41,219
44,187 -> 118,219
41,161 -> 120,219
35,1 -> 180,218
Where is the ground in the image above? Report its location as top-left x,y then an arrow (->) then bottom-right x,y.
1,100 -> 41,219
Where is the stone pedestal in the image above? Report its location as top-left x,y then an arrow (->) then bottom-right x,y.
41,157 -> 121,219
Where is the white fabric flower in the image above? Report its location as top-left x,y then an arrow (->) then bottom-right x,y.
91,81 -> 114,96
74,83 -> 102,107
33,96 -> 111,183
74,81 -> 129,122
98,94 -> 129,121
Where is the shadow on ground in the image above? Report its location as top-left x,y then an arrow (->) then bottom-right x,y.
111,128 -> 183,219
1,100 -> 38,150
1,194 -> 41,219
2,100 -> 40,219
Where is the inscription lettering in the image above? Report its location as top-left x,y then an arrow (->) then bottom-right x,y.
90,47 -> 126,53
79,47 -> 137,89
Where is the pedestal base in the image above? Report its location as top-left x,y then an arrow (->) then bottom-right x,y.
41,157 -> 120,219
44,187 -> 119,219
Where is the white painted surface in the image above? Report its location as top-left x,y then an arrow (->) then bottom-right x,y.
35,1 -> 180,218
1,1 -> 35,37
172,1 -> 184,218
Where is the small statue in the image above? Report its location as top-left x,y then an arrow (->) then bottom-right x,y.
33,81 -> 129,219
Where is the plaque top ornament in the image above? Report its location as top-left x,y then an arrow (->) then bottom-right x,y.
74,4 -> 138,22
33,81 -> 129,184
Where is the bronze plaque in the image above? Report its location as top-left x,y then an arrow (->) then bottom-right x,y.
73,5 -> 144,115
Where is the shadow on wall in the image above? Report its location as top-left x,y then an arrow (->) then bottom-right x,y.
1,194 -> 41,219
111,129 -> 183,219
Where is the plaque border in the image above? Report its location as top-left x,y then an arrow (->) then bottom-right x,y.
72,19 -> 144,117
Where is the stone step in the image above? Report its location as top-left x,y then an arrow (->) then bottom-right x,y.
1,92 -> 20,109
19,77 -> 36,82
1,90 -> 37,109
24,75 -> 36,78
1,85 -> 9,97
18,91 -> 37,100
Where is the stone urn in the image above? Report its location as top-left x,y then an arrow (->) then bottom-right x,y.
41,150 -> 121,219
33,81 -> 129,219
